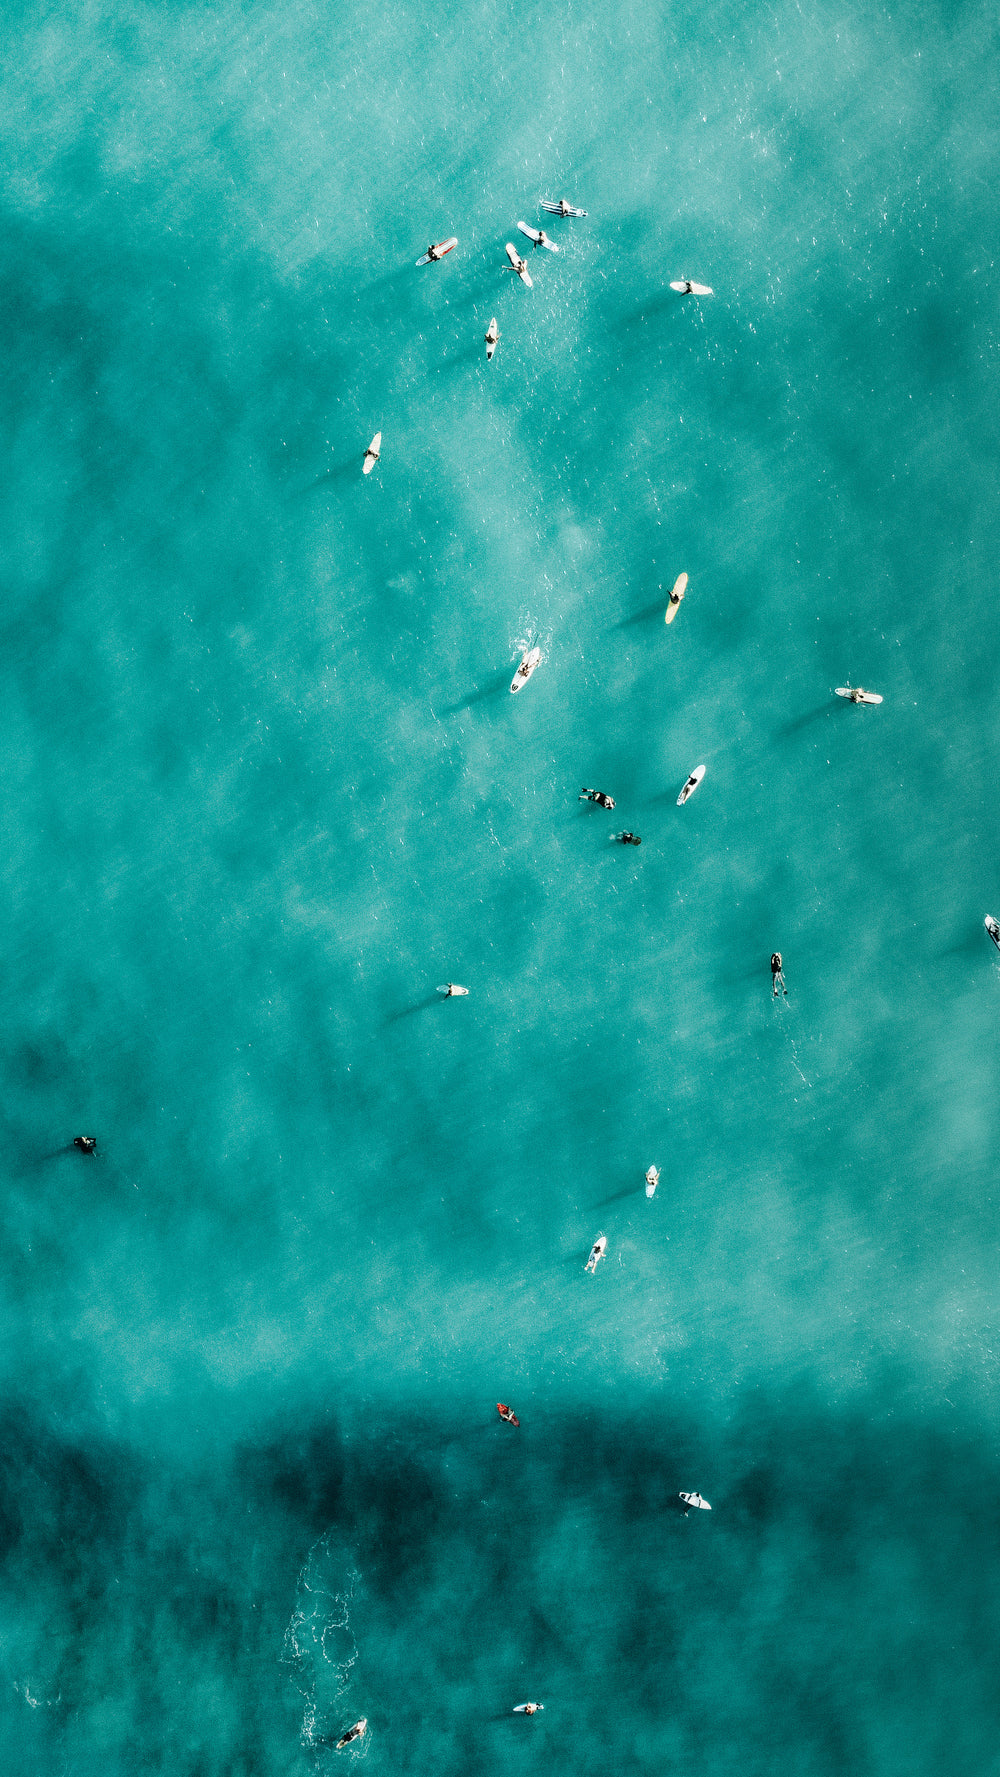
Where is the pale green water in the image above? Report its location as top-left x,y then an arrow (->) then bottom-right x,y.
1,0 -> 999,1772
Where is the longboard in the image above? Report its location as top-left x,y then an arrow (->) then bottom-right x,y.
986,916 -> 1000,950
505,243 -> 533,287
665,572 -> 688,623
541,198 -> 587,217
362,432 -> 381,475
510,646 -> 541,693
485,318 -> 499,360
670,280 -> 714,295
517,221 -> 559,252
416,237 -> 458,266
679,1492 -> 711,1511
835,686 -> 883,705
677,764 -> 705,805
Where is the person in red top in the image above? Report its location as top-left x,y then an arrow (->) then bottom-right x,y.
496,1403 -> 520,1426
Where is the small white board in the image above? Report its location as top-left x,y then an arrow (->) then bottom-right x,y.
585,1233 -> 607,1273
485,318 -> 499,360
541,199 -> 587,217
677,764 -> 705,805
985,916 -> 1000,950
517,221 -> 559,252
665,572 -> 688,624
437,984 -> 469,996
670,280 -> 714,295
835,686 -> 883,705
362,432 -> 381,475
416,237 -> 458,266
505,243 -> 533,287
679,1492 -> 711,1511
645,1166 -> 659,1198
510,647 -> 541,693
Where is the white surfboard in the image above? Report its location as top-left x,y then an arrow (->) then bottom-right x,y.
485,318 -> 499,360
540,199 -> 587,217
585,1233 -> 607,1272
362,432 -> 381,475
437,984 -> 469,996
645,1166 -> 660,1198
513,1704 -> 544,1714
505,243 -> 533,287
517,221 -> 559,252
679,1492 -> 711,1511
835,686 -> 883,705
670,280 -> 714,295
510,646 -> 541,693
416,237 -> 458,266
335,1719 -> 367,1750
677,764 -> 705,805
985,916 -> 1000,950
665,572 -> 688,623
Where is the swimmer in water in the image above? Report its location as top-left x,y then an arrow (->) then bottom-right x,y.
771,953 -> 787,998
73,1136 -> 97,1154
580,788 -> 615,809
614,831 -> 642,846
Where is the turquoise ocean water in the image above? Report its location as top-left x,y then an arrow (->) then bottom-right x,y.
2,0 -> 999,1771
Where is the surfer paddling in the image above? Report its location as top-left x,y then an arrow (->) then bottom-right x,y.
485,317 -> 500,360
497,1402 -> 520,1426
335,1719 -> 367,1750
771,953 -> 787,998
613,831 -> 642,846
580,788 -> 615,809
585,1234 -> 608,1273
513,1703 -> 544,1714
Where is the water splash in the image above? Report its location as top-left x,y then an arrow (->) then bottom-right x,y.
283,1536 -> 364,1750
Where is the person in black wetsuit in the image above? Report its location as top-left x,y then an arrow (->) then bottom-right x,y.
580,788 -> 615,809
73,1136 -> 97,1154
771,953 -> 787,997
615,832 -> 642,846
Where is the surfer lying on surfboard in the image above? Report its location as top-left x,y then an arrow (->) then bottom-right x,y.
497,1402 -> 520,1425
335,1720 -> 367,1750
580,788 -> 615,809
613,831 -> 642,846
585,1234 -> 608,1272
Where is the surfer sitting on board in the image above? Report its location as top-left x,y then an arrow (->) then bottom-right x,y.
580,788 -> 615,809
497,1402 -> 519,1425
74,1135 -> 97,1154
771,953 -> 787,998
614,831 -> 642,846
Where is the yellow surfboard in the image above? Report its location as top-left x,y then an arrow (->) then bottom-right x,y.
665,572 -> 688,623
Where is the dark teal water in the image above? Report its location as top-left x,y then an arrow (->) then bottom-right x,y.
2,0 -> 999,1772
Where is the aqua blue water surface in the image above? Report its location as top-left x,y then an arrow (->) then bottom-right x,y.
2,0 -> 999,1772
